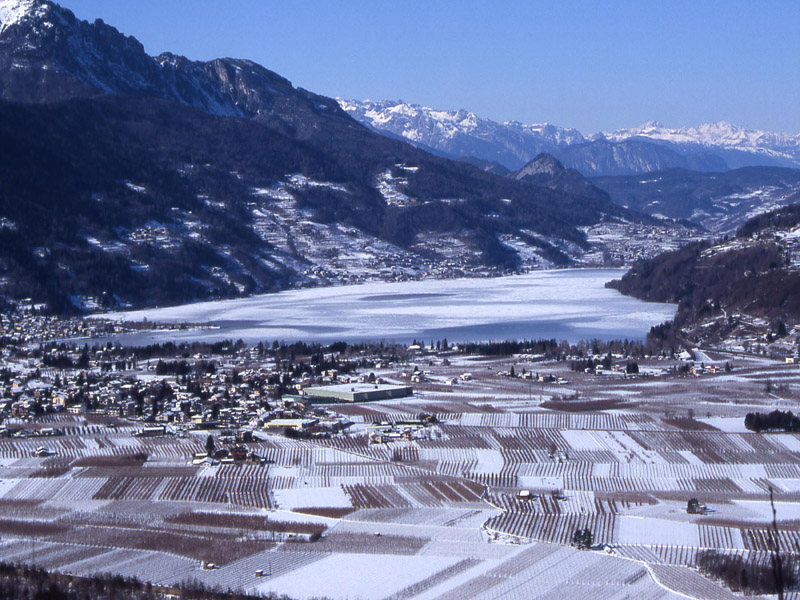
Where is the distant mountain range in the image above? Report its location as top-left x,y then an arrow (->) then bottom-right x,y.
338,99 -> 585,171
340,100 -> 800,176
0,0 -> 655,313
603,121 -> 800,162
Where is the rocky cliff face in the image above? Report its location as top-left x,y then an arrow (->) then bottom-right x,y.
0,0 -> 354,140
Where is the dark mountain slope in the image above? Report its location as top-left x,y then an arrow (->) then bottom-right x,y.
0,97 -> 306,311
458,156 -> 510,176
512,154 -> 613,205
608,205 -> 800,342
0,94 -> 646,312
593,166 -> 800,233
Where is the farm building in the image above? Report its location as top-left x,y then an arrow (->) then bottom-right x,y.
263,418 -> 318,430
135,426 -> 167,437
302,383 -> 413,403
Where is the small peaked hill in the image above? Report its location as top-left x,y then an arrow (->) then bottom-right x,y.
511,153 -> 613,204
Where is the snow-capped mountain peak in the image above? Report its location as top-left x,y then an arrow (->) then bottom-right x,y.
339,99 -> 586,169
603,120 -> 800,157
0,0 -> 68,37
342,99 -> 485,140
0,0 -> 44,34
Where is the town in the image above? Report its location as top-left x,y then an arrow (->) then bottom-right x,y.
0,300 -> 799,598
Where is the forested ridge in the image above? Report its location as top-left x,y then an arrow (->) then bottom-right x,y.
608,204 -> 800,333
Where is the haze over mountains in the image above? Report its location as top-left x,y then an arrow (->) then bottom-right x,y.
340,100 -> 800,175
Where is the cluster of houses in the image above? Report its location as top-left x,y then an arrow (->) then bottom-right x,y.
366,414 -> 438,445
128,224 -> 172,244
0,425 -> 63,439
0,302 -> 120,344
1,358 -> 359,437
581,222 -> 705,267
0,323 -> 428,441
299,249 -> 503,288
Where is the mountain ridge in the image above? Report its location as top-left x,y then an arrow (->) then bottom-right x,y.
340,99 -> 800,175
0,0 -> 357,142
600,120 -> 800,161
608,204 -> 800,348
0,0 -> 663,313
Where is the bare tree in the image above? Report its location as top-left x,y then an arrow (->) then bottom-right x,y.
769,486 -> 785,600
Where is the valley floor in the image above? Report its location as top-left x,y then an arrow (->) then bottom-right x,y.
1,349 -> 799,599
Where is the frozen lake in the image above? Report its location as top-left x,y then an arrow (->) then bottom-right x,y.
98,269 -> 676,345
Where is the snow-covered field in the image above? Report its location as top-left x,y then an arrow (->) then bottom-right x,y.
2,349 -> 798,600
6,323 -> 800,599
97,269 -> 676,344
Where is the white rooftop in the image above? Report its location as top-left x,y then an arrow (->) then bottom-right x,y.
307,383 -> 410,393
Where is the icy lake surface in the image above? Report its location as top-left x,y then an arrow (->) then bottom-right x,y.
100,269 -> 677,345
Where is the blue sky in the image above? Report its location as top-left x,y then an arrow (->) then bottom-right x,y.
59,1 -> 800,133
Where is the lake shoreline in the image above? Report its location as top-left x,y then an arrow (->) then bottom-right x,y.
89,268 -> 675,346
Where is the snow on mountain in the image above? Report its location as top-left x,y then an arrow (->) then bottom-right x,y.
344,100 -> 484,142
504,120 -> 585,146
339,99 -> 585,170
602,120 -> 800,161
0,0 -> 48,35
341,98 -> 586,147
342,99 -> 800,174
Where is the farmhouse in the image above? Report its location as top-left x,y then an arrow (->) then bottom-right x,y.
134,426 -> 167,437
302,383 -> 413,403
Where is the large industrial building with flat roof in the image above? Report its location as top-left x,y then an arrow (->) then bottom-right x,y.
302,383 -> 413,403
